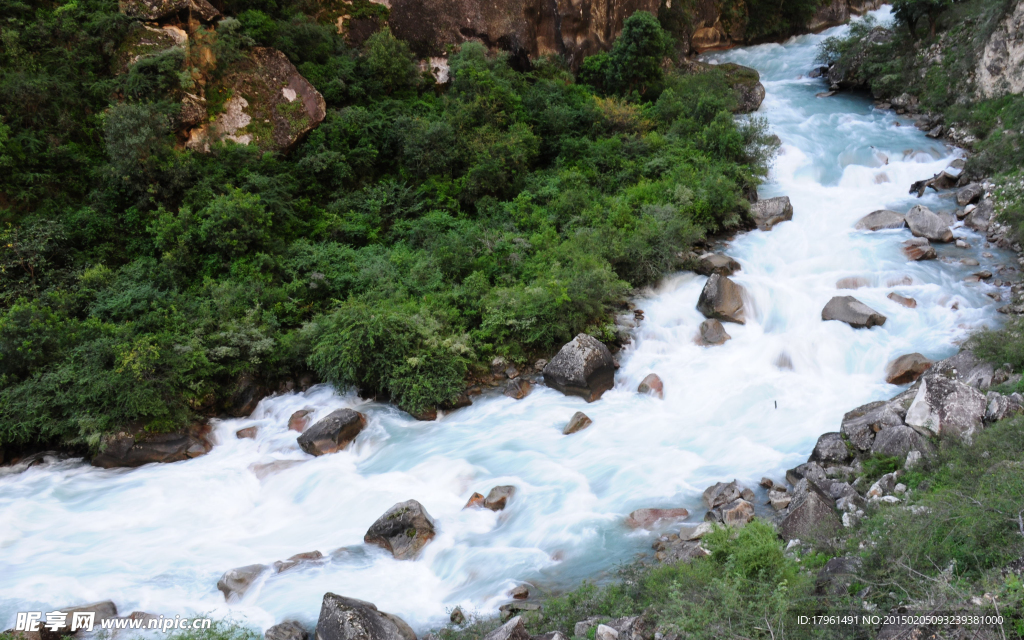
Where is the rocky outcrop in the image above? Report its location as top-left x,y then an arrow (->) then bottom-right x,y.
885,353 -> 933,385
976,0 -> 1024,99
905,205 -> 953,243
188,48 -> 326,153
543,334 -> 616,402
114,23 -> 187,74
637,373 -> 663,398
854,209 -> 905,231
807,0 -> 850,32
315,594 -> 409,640
697,318 -> 732,345
92,428 -> 210,468
821,296 -> 886,328
119,0 -> 219,21
697,274 -> 746,324
563,411 -> 593,434
297,409 -> 367,456
364,500 -> 436,559
904,376 -> 987,440
750,196 -> 793,231
809,432 -> 851,465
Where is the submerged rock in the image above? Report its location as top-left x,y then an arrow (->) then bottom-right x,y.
484,486 -> 516,511
637,373 -> 664,398
887,292 -> 917,308
364,500 -> 436,559
92,429 -> 210,468
855,209 -> 905,231
697,274 -> 746,324
626,507 -> 690,528
543,334 -> 616,402
885,353 -> 933,385
902,237 -> 936,261
750,196 -> 793,231
288,409 -> 312,432
217,564 -> 267,602
821,296 -> 886,328
563,411 -> 593,435
697,318 -> 732,345
297,409 -> 367,456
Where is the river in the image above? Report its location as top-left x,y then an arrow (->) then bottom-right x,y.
0,6 -> 1012,633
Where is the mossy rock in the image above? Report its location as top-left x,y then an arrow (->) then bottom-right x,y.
113,23 -> 186,75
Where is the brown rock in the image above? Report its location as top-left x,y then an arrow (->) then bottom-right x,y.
854,209 -> 905,231
273,550 -> 324,573
695,253 -> 741,276
563,411 -> 593,435
902,237 -> 936,261
637,373 -> 663,398
297,409 -> 367,456
510,585 -> 530,600
696,274 -> 746,324
885,353 -> 933,385
698,318 -> 732,345
236,426 -> 258,439
821,296 -> 886,328
364,500 -> 436,560
887,292 -> 917,308
504,378 -> 532,400
542,334 -> 615,402
92,429 -> 210,468
288,410 -> 312,432
626,507 -> 690,528
836,277 -> 870,289
217,564 -> 268,602
464,492 -> 486,509
484,485 -> 516,511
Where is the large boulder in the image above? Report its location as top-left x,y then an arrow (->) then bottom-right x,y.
364,500 -> 436,559
821,296 -> 886,328
696,274 -> 746,324
720,63 -> 766,113
778,482 -> 841,542
92,429 -> 209,468
929,350 -> 995,390
885,353 -> 933,385
314,594 -> 408,640
905,376 -> 987,440
542,333 -> 616,402
119,0 -> 219,21
297,409 -> 367,456
188,48 -> 326,154
965,199 -> 996,232
809,432 -> 851,465
697,318 -> 732,345
905,205 -> 953,243
695,253 -> 741,277
854,209 -> 905,231
871,425 -> 932,459
976,0 -> 1024,99
750,196 -> 793,231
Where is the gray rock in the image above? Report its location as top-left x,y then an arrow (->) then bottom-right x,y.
695,253 -> 741,276
298,409 -> 368,456
595,625 -> 618,640
484,486 -> 515,511
697,274 -> 746,324
698,319 -> 732,345
821,296 -> 886,328
778,483 -> 841,542
769,490 -> 792,510
905,376 -> 987,440
855,209 -> 905,231
484,616 -> 530,640
750,196 -> 793,231
840,400 -> 905,451
273,550 -> 324,573
815,557 -> 863,596
217,564 -> 267,602
986,392 -> 1024,422
965,199 -> 995,232
702,481 -> 743,509
885,353 -> 933,385
929,350 -> 995,390
902,237 -> 937,261
314,594 -> 406,640
867,472 -> 896,498
379,614 -> 415,640
542,334 -> 616,402
266,622 -> 308,640
809,432 -> 851,465
92,430 -> 210,468
605,615 -> 652,640
363,500 -> 436,560
956,183 -> 984,206
871,425 -> 932,459
905,205 -> 953,243
563,411 -> 593,435
785,461 -> 829,491
704,498 -> 754,526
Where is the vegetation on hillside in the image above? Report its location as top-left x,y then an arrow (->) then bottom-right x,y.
0,3 -> 775,452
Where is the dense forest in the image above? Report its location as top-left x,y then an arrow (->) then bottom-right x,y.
0,1 -> 775,452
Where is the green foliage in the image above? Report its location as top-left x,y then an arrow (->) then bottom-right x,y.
744,0 -> 826,41
0,1 -> 772,449
892,0 -> 952,38
580,11 -> 673,98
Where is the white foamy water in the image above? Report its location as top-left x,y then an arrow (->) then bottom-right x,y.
1,7 -> 1014,633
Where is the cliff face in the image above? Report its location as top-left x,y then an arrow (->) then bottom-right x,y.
381,0 -> 881,68
386,0 -> 660,67
977,0 -> 1024,99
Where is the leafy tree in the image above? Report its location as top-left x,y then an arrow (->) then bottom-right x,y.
893,0 -> 952,38
581,11 -> 673,97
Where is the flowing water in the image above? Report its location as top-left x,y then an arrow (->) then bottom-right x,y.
1,7 -> 1015,633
